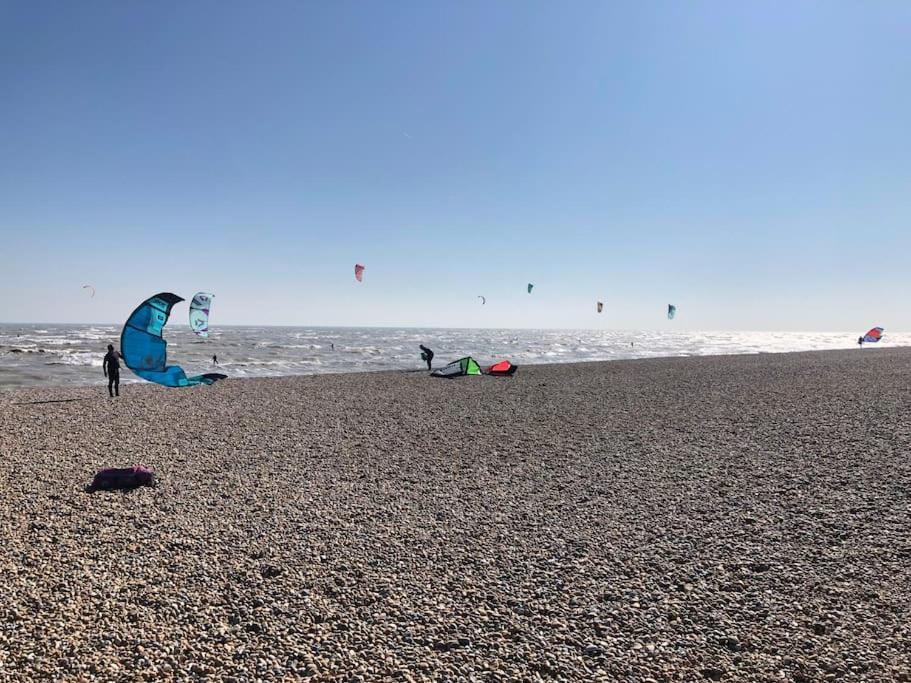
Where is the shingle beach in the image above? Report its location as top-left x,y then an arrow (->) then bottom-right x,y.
1,350 -> 909,681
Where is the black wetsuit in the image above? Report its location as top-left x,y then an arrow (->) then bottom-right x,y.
103,350 -> 121,397
419,345 -> 434,370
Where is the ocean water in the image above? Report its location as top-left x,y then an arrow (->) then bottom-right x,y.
1,324 -> 908,389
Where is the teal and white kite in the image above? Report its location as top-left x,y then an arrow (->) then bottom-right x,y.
189,292 -> 214,338
121,292 -> 225,388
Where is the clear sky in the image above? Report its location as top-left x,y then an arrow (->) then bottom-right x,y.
1,1 -> 909,330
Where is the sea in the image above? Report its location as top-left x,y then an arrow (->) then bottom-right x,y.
1,324 -> 908,389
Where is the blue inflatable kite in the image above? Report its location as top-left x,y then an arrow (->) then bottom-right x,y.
120,292 -> 226,388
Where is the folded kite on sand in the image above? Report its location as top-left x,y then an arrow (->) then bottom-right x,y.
487,360 -> 518,376
87,465 -> 156,492
431,357 -> 482,378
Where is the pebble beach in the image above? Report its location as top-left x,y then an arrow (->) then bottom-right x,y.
1,349 -> 909,681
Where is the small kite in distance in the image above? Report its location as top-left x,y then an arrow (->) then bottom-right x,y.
189,292 -> 214,338
354,264 -> 365,282
478,296 -> 486,305
527,283 -> 534,294
83,285 -> 95,298
597,301 -> 603,313
667,304 -> 676,320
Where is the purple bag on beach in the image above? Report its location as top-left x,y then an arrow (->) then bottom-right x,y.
87,465 -> 156,492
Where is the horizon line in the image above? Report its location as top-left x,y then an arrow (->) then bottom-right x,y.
0,321 -> 900,335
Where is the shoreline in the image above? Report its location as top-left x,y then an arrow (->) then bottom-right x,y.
1,344 -> 905,394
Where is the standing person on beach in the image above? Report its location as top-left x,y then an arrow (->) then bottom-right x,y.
858,336 -> 864,348
103,344 -> 122,397
212,354 -> 219,365
419,345 -> 434,371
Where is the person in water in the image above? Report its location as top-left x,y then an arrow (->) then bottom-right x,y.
212,354 -> 219,365
419,344 -> 434,370
103,344 -> 122,397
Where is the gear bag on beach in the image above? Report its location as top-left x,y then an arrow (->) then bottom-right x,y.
87,465 -> 156,492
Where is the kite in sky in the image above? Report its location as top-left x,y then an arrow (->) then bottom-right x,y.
527,283 -> 534,294
82,284 -> 95,298
478,296 -> 486,305
597,301 -> 603,313
354,264 -> 365,282
189,292 -> 214,338
667,304 -> 677,320
120,292 -> 226,388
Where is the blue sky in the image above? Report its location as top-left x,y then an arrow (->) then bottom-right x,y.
1,1 -> 909,329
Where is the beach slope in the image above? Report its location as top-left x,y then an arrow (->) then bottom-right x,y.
1,349 -> 909,680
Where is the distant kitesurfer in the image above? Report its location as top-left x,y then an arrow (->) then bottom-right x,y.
419,345 -> 434,370
212,354 -> 218,365
103,344 -> 121,398
857,336 -> 864,348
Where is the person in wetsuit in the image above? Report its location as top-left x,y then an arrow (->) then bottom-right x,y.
103,344 -> 121,397
419,344 -> 434,371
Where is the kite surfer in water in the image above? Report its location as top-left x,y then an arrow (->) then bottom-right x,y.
419,345 -> 434,370
103,344 -> 121,397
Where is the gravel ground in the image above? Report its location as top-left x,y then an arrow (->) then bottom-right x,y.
1,349 -> 910,682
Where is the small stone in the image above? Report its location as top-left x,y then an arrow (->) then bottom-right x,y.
719,636 -> 741,652
432,640 -> 460,652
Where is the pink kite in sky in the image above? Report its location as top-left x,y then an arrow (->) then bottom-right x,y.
354,264 -> 365,282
